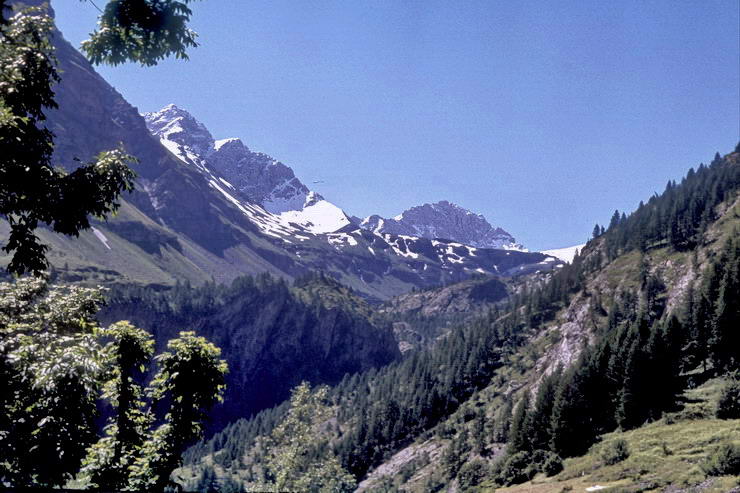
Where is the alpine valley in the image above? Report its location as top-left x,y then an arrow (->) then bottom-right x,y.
1,2 -> 739,493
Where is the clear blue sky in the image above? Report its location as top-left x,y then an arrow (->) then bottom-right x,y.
53,1 -> 739,251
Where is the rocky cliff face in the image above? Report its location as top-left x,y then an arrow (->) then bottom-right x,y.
361,201 -> 525,250
381,276 -> 510,318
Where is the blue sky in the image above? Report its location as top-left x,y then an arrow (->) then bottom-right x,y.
54,1 -> 739,250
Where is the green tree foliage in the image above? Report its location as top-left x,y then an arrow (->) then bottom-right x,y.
549,350 -> 602,457
508,392 -> 531,453
493,397 -> 513,443
470,407 -> 486,455
497,224 -> 739,487
189,289 -> 528,482
541,452 -> 563,476
258,382 -> 356,493
81,321 -> 154,490
126,331 -> 227,492
701,442 -> 740,476
708,237 -> 740,372
105,271 -> 399,429
82,0 -> 202,66
494,449 -> 561,486
441,427 -> 470,479
0,277 -> 104,487
0,277 -> 227,490
688,235 -> 740,374
527,369 -> 561,452
457,458 -> 487,491
716,376 -> 740,420
496,451 -> 537,486
600,151 -> 740,257
600,439 -> 630,465
193,465 -> 220,493
187,150 -> 740,487
0,3 -> 137,275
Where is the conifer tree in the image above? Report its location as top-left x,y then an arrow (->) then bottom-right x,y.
528,370 -> 561,452
471,409 -> 487,455
709,238 -> 740,373
616,337 -> 648,429
550,352 -> 597,457
508,392 -> 531,453
494,397 -> 513,443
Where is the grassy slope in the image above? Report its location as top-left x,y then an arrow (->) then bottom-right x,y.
0,199 -> 275,287
493,378 -> 739,493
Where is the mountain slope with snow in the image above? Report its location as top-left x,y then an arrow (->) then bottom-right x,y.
361,201 -> 525,250
1,24 -> 561,302
143,105 -> 351,234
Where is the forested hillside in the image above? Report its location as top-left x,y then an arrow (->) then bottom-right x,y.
99,272 -> 401,430
180,147 -> 740,492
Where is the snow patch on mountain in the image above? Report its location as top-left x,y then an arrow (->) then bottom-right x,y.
277,192 -> 351,233
541,244 -> 586,263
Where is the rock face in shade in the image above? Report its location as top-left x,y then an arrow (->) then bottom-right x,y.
361,201 -> 526,251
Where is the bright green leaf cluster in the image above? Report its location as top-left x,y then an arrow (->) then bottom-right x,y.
126,331 -> 227,491
0,277 -> 107,487
0,278 -> 227,491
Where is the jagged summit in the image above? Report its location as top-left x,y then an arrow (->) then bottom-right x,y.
144,104 -> 215,156
361,201 -> 526,251
142,106 -> 528,249
143,105 -> 351,233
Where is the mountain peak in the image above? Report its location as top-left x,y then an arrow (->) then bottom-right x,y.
144,104 -> 214,155
214,137 -> 245,151
361,202 -> 525,251
145,103 -> 197,124
143,104 -> 351,233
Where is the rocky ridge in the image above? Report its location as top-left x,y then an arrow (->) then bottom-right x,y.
361,201 -> 525,251
143,105 -> 352,234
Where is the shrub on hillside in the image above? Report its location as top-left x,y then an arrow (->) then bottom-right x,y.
542,452 -> 564,476
495,449 -> 563,485
457,459 -> 488,491
716,378 -> 740,420
497,451 -> 537,485
601,439 -> 630,465
701,443 -> 740,476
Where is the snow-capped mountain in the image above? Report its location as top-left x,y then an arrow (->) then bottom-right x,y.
144,105 -> 351,233
360,201 -> 526,251
134,105 -> 560,298
2,4 -> 563,304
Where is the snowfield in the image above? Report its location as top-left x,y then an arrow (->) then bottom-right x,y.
541,244 -> 586,263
